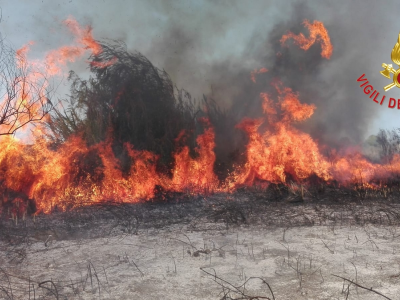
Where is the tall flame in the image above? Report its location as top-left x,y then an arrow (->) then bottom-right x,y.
231,84 -> 330,187
170,118 -> 219,193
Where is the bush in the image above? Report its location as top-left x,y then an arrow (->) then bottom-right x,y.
47,42 -> 199,170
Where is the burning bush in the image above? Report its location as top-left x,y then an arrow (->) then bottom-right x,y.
47,42 -> 198,168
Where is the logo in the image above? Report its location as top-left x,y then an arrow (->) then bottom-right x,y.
380,32 -> 400,91
356,32 -> 400,110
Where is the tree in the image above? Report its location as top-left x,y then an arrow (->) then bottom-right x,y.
376,129 -> 400,163
0,38 -> 53,135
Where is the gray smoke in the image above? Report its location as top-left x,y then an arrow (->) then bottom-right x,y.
119,0 -> 399,149
186,1 -> 399,148
2,0 -> 400,148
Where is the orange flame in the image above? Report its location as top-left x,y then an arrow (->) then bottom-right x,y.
0,17 -> 117,136
280,20 -> 333,59
0,120 -> 219,213
250,67 -> 268,83
45,17 -> 116,75
63,17 -> 102,56
231,84 -> 330,187
2,80 -> 400,215
170,119 -> 219,194
0,133 -> 163,214
0,42 -> 49,135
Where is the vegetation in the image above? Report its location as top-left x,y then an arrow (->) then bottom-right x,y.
46,42 -> 200,169
0,39 -> 53,135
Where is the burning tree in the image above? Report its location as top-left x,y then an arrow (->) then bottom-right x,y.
0,39 -> 53,135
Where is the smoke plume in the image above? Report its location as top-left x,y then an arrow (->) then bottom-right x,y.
2,0 -> 399,147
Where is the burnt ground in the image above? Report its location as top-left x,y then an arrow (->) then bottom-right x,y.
1,187 -> 400,299
2,187 -> 399,242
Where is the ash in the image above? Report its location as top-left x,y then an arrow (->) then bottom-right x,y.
1,191 -> 400,299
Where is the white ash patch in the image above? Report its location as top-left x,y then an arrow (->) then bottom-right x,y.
1,222 -> 400,299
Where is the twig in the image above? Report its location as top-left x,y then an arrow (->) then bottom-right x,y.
38,280 -> 59,300
129,257 -> 144,277
332,274 -> 392,300
320,239 -> 334,254
169,237 -> 197,250
201,267 -> 275,300
0,267 -> 13,300
87,261 -> 102,298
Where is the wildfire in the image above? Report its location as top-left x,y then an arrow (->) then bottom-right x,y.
0,18 -> 398,217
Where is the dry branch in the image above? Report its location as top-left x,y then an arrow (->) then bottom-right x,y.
201,267 -> 275,300
0,40 -> 53,135
332,274 -> 392,300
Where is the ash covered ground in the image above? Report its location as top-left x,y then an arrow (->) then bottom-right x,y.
1,190 -> 400,299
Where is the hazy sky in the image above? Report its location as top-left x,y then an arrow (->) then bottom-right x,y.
1,0 -> 400,139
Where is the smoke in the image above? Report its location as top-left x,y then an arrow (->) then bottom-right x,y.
2,0 -> 400,147
85,0 -> 396,150
186,1 -> 397,149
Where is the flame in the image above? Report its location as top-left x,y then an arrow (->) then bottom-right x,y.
0,17 -> 120,213
0,121 -> 218,213
0,42 -> 48,135
170,118 -> 219,193
2,79 -> 400,214
0,17 -> 117,136
5,16 -> 115,133
45,17 -> 116,75
63,17 -> 102,56
0,133 -> 162,214
280,20 -> 333,59
231,85 -> 330,187
250,67 -> 268,83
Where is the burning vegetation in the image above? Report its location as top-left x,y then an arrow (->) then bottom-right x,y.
0,17 -> 400,217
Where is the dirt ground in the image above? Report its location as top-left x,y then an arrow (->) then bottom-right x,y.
1,194 -> 400,299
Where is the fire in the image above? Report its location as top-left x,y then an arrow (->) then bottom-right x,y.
45,16 -> 116,76
170,118 -> 219,193
0,17 -> 118,213
250,67 -> 268,83
0,133 -> 161,213
2,17 -> 400,217
280,19 -> 333,59
231,84 -> 331,187
0,120 -> 218,213
0,42 -> 47,135
63,17 -> 102,56
0,16 -> 117,137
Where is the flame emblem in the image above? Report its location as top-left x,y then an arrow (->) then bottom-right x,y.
380,32 -> 400,91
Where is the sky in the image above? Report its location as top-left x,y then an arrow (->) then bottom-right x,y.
1,0 -> 400,142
